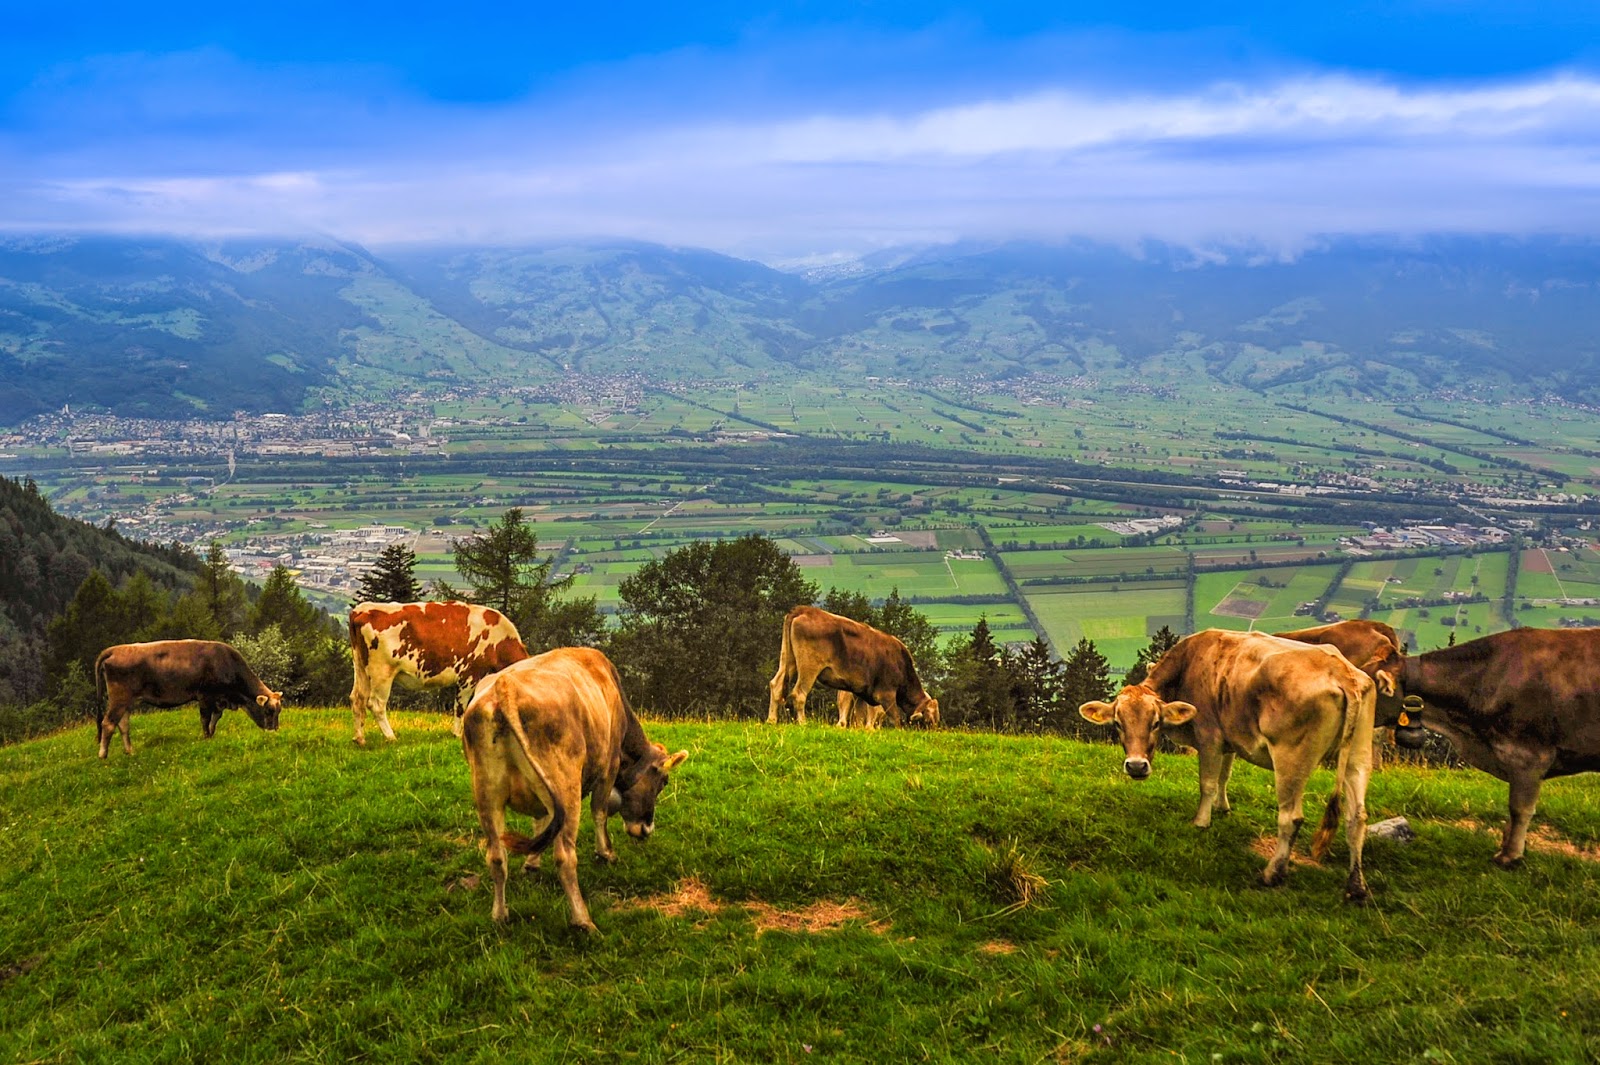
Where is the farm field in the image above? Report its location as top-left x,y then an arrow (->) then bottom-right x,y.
1194,563 -> 1342,632
3,710 -> 1597,1062
23,374 -> 1600,672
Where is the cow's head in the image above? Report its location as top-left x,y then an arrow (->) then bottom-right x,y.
909,697 -> 941,728
1079,684 -> 1197,779
1371,655 -> 1427,748
608,742 -> 689,840
247,690 -> 284,731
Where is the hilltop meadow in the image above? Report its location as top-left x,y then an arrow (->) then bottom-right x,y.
3,707 -> 1597,1063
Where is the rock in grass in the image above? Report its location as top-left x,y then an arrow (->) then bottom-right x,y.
1367,817 -> 1415,843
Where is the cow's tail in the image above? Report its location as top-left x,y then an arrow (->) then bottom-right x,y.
1310,676 -> 1372,861
775,609 -> 798,691
93,647 -> 112,728
492,691 -> 566,857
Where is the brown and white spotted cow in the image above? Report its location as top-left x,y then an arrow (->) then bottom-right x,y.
94,640 -> 283,759
347,601 -> 528,745
1081,629 -> 1377,900
461,647 -> 688,929
767,606 -> 940,727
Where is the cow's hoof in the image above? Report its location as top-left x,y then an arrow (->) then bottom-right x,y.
594,850 -> 617,865
1344,887 -> 1370,905
1492,853 -> 1524,870
570,920 -> 599,936
353,737 -> 366,747
492,910 -> 510,924
1261,866 -> 1289,888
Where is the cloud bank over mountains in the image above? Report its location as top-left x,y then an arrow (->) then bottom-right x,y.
5,24 -> 1600,261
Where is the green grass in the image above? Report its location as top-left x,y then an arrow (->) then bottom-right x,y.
8,708 -> 1596,1061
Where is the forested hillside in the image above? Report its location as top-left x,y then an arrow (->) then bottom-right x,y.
6,234 -> 1600,423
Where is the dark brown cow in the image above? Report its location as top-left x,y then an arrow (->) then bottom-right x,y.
461,647 -> 688,929
348,601 -> 528,745
94,640 -> 283,759
1081,629 -> 1376,899
766,606 -> 940,727
1380,628 -> 1600,867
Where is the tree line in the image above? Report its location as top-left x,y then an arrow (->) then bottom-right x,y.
1,499 -> 1172,744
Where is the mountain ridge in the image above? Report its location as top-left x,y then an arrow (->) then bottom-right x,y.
4,233 -> 1600,424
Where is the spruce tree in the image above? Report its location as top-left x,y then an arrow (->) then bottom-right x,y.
1061,637 -> 1113,716
354,542 -> 422,605
1126,624 -> 1181,685
199,541 -> 247,637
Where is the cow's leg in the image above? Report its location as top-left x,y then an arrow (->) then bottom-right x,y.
1216,753 -> 1235,814
1263,756 -> 1313,887
591,783 -> 617,865
551,785 -> 597,933
474,795 -> 512,922
766,659 -> 794,724
1495,771 -> 1545,868
1193,743 -> 1228,828
368,675 -> 398,743
100,698 -> 132,758
349,667 -> 370,746
875,689 -> 903,728
453,682 -> 472,739
98,706 -> 115,760
836,691 -> 854,728
868,705 -> 886,730
783,665 -> 822,726
1340,742 -> 1372,902
200,700 -> 221,738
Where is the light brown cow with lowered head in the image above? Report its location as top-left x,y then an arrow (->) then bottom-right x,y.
460,647 -> 688,930
348,601 -> 528,745
1081,629 -> 1377,900
767,606 -> 940,727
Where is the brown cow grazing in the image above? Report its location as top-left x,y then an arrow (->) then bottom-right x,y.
767,606 -> 940,727
94,640 -> 283,759
1380,628 -> 1600,868
460,647 -> 688,929
348,601 -> 528,745
1080,629 -> 1376,900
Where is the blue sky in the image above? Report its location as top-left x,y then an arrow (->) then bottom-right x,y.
5,2 -> 1600,260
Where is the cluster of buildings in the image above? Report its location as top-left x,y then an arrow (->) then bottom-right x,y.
1340,523 -> 1511,554
222,524 -> 415,597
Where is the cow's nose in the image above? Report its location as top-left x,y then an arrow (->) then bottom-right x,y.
1124,758 -> 1151,780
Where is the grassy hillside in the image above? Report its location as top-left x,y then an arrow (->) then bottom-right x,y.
3,710 -> 1598,1062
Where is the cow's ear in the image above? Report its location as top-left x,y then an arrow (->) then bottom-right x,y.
256,694 -> 269,706
663,750 -> 688,772
1375,671 -> 1396,697
1079,700 -> 1116,724
1160,700 -> 1198,725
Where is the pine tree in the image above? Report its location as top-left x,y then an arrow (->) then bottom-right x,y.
1126,625 -> 1181,685
199,541 -> 247,637
449,508 -> 567,617
1061,637 -> 1114,720
252,566 -> 323,641
1012,636 -> 1062,731
354,543 -> 422,605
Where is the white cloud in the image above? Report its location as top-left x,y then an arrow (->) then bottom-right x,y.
6,70 -> 1600,258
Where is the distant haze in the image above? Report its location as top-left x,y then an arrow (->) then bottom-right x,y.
5,6 -> 1600,261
